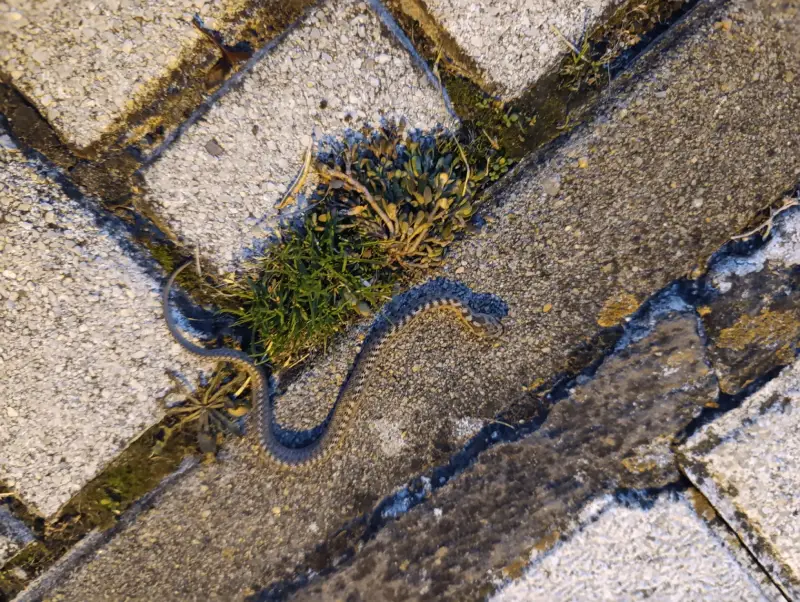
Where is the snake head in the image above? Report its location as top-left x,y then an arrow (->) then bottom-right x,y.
470,313 -> 504,338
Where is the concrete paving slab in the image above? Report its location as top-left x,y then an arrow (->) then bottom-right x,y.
681,356 -> 800,599
401,0 -> 621,98
0,0 -> 235,151
43,312 -> 717,602
491,491 -> 777,602
142,0 -> 453,274
0,507 -> 34,566
0,132 -> 203,518
29,0 -> 800,598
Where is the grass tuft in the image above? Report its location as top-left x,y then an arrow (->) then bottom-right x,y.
227,122 -> 491,367
228,211 -> 393,367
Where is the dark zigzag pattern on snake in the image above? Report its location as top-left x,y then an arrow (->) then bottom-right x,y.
163,261 -> 503,469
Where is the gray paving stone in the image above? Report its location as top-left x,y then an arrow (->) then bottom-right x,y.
681,356 -> 800,599
410,0 -> 621,98
491,491 -> 778,602
0,131 -> 204,518
143,0 -> 453,274
0,0 -> 233,151
0,506 -> 34,566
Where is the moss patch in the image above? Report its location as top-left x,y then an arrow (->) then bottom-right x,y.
597,292 -> 641,327
716,310 -> 800,352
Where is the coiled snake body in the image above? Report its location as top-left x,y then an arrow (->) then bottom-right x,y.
163,261 -> 503,469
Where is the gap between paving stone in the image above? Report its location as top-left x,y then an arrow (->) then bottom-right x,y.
0,0 -> 318,157
680,354 -> 800,599
141,0 -> 454,274
392,0 -> 626,99
26,1 -> 800,598
8,457 -> 198,602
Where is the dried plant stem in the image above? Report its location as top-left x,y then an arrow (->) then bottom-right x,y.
319,167 -> 396,235
550,24 -> 591,63
452,134 -> 471,199
731,198 -> 799,240
277,143 -> 313,210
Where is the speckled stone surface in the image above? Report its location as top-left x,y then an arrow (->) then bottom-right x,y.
0,507 -> 34,566
143,0 -> 453,273
0,0 -> 249,151
491,491 -> 776,602
414,0 -> 620,98
0,131 -> 204,518
27,0 -> 800,598
681,356 -> 800,600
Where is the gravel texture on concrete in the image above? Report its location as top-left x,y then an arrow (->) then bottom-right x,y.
418,0 -> 619,98
0,133 -> 204,518
681,356 -> 800,600
144,0 -> 453,274
0,506 -> 34,566
0,0 -> 255,151
34,0 -> 800,598
491,491 -> 775,602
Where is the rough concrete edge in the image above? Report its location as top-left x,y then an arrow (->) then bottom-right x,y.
684,488 -> 790,602
13,457 -> 200,602
680,459 -> 798,600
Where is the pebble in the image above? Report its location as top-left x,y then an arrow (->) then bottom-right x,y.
543,177 -> 561,196
204,139 -> 225,157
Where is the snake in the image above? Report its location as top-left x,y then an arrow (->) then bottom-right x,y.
163,261 -> 503,469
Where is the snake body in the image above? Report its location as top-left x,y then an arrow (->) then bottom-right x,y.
163,261 -> 502,469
